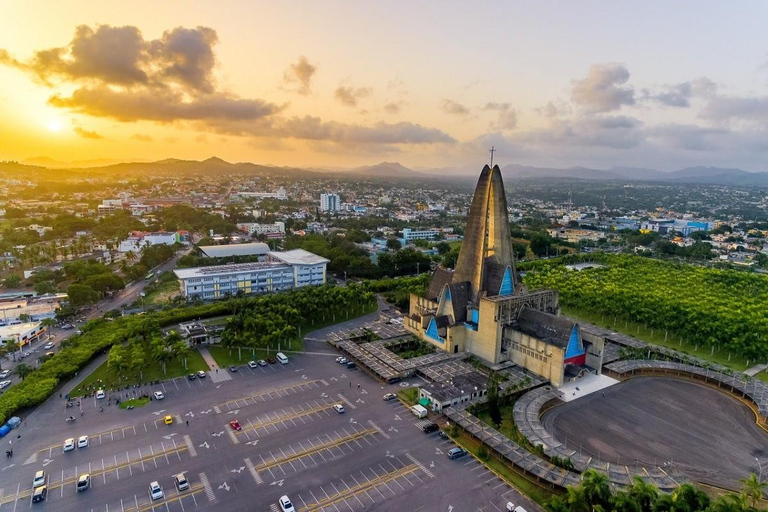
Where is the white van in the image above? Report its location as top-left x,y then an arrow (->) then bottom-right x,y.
276,352 -> 289,365
507,503 -> 527,512
410,404 -> 428,419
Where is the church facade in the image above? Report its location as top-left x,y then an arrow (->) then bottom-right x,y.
405,164 -> 604,387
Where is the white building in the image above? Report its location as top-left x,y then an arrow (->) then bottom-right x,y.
236,222 -> 286,236
401,228 -> 440,243
118,231 -> 182,253
0,322 -> 46,347
236,187 -> 287,200
320,193 -> 340,212
174,249 -> 328,300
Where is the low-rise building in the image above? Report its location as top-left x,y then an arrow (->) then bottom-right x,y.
118,231 -> 187,252
236,222 -> 286,236
174,249 -> 328,300
0,322 -> 45,347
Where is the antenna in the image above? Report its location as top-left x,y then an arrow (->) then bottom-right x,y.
489,146 -> 496,167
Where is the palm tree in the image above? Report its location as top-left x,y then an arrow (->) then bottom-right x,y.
565,485 -> 590,512
581,469 -> 612,510
4,341 -> 19,362
125,250 -> 137,264
612,490 -> 641,512
739,473 -> 767,508
628,476 -> 659,512
14,363 -> 32,380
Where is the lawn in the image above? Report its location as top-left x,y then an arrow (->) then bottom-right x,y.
757,371 -> 768,383
561,306 -> 752,372
119,397 -> 150,409
69,348 -> 209,397
143,273 -> 181,305
397,387 -> 419,406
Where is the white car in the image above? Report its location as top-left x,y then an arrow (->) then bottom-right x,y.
95,389 -> 105,399
44,343 -> 54,350
279,495 -> 295,512
382,393 -> 397,401
33,470 -> 46,488
248,361 -> 258,369
0,381 -> 11,390
153,391 -> 164,400
77,435 -> 89,449
336,356 -> 348,364
0,370 -> 9,379
63,438 -> 75,452
196,371 -> 206,378
149,481 -> 164,500
333,404 -> 345,414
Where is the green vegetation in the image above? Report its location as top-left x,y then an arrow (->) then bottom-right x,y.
70,346 -> 208,396
119,397 -> 150,409
141,272 -> 181,305
389,338 -> 435,359
397,387 -> 419,406
524,254 -> 768,362
362,273 -> 429,309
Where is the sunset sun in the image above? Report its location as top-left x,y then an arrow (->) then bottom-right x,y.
46,119 -> 63,132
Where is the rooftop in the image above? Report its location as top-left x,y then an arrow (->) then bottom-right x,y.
174,261 -> 288,279
268,249 -> 329,266
199,242 -> 270,258
0,322 -> 41,337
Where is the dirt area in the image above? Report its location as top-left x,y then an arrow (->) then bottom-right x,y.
541,377 -> 768,490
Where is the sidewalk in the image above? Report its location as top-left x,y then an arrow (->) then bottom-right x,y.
198,346 -> 219,371
745,363 -> 767,377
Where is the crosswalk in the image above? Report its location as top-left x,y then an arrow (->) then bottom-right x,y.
209,370 -> 232,383
198,472 -> 216,501
414,419 -> 434,431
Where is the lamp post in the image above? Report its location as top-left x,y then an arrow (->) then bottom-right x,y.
757,457 -> 763,481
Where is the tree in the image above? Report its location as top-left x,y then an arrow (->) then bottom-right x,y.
107,344 -> 128,377
14,363 -> 32,380
739,473 -> 767,508
628,476 -> 659,512
4,341 -> 19,362
530,233 -> 554,257
486,372 -> 502,427
435,241 -> 451,255
386,238 -> 402,251
2,275 -> 21,288
67,284 -> 100,307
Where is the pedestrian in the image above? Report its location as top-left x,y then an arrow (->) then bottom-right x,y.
349,382 -> 351,388
10,450 -> 12,457
602,391 -> 605,397
357,383 -> 360,389
186,420 -> 189,426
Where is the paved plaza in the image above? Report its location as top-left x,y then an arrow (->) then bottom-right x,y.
0,329 -> 539,512
541,377 -> 767,490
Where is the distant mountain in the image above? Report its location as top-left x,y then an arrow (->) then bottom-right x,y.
22,157 -> 131,168
500,164 -> 619,181
349,162 -> 422,177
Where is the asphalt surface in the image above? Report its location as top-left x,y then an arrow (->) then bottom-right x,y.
541,377 -> 768,489
0,335 -> 537,511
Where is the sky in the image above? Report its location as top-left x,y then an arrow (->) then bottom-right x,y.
2,1 -> 768,171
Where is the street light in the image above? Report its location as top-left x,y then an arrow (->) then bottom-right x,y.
756,457 -> 763,481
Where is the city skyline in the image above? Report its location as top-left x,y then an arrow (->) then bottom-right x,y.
3,1 -> 768,171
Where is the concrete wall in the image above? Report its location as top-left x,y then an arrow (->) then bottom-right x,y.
503,329 -> 565,387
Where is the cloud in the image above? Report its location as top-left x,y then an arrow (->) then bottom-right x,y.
645,78 -> 717,108
383,102 -> 402,114
440,99 -> 470,116
1,24 -> 453,151
334,86 -> 372,107
483,102 -> 517,130
646,123 -> 725,151
282,56 -> 316,95
130,133 -> 153,142
73,126 -> 103,139
571,63 -> 635,113
700,94 -> 768,125
48,86 -> 280,122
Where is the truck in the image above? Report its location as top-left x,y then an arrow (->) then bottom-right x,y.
410,404 -> 428,419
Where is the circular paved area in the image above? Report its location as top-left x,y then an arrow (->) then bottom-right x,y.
541,377 -> 768,489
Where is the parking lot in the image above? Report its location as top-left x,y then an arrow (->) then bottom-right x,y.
0,338 -> 539,512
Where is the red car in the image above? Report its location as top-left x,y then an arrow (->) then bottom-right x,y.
267,357 -> 276,364
229,420 -> 242,431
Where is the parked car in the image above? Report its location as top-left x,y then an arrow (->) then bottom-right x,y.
197,371 -> 206,378
229,420 -> 242,431
0,381 -> 12,390
382,393 -> 397,401
279,495 -> 296,512
96,389 -> 105,399
229,365 -> 238,372
257,360 -> 267,367
336,357 -> 348,364
76,474 -> 90,492
153,391 -> 164,400
187,373 -> 195,380
248,361 -> 258,369
333,404 -> 345,414
346,361 -> 356,369
149,481 -> 164,500
422,422 -> 439,434
43,343 -> 54,350
32,486 -> 47,503
0,370 -> 10,379
63,438 -> 75,452
164,415 -> 173,425
438,431 -> 449,440
174,473 -> 189,492
507,503 -> 528,512
77,435 -> 89,448
447,447 -> 467,459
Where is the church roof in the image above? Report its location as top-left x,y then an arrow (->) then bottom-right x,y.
484,260 -> 511,297
447,281 -> 470,323
426,267 -> 454,301
515,307 -> 576,348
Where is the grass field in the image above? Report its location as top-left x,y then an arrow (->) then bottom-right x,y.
397,387 -> 419,406
69,348 -> 209,396
562,306 -> 753,372
119,397 -> 150,409
143,273 -> 181,305
757,371 -> 768,383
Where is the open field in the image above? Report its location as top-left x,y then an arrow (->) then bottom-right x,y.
541,377 -> 768,490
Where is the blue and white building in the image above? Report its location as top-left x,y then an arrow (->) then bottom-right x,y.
174,249 -> 329,300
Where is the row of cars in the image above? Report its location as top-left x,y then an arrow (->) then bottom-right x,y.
31,469 -> 91,503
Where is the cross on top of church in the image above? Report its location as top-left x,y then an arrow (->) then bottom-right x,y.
489,146 -> 496,167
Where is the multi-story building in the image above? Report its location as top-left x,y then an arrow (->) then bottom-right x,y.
0,321 -> 46,347
236,222 -> 286,236
235,188 -> 287,200
118,231 -> 189,253
401,228 -> 440,244
174,249 -> 328,300
320,193 -> 340,212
